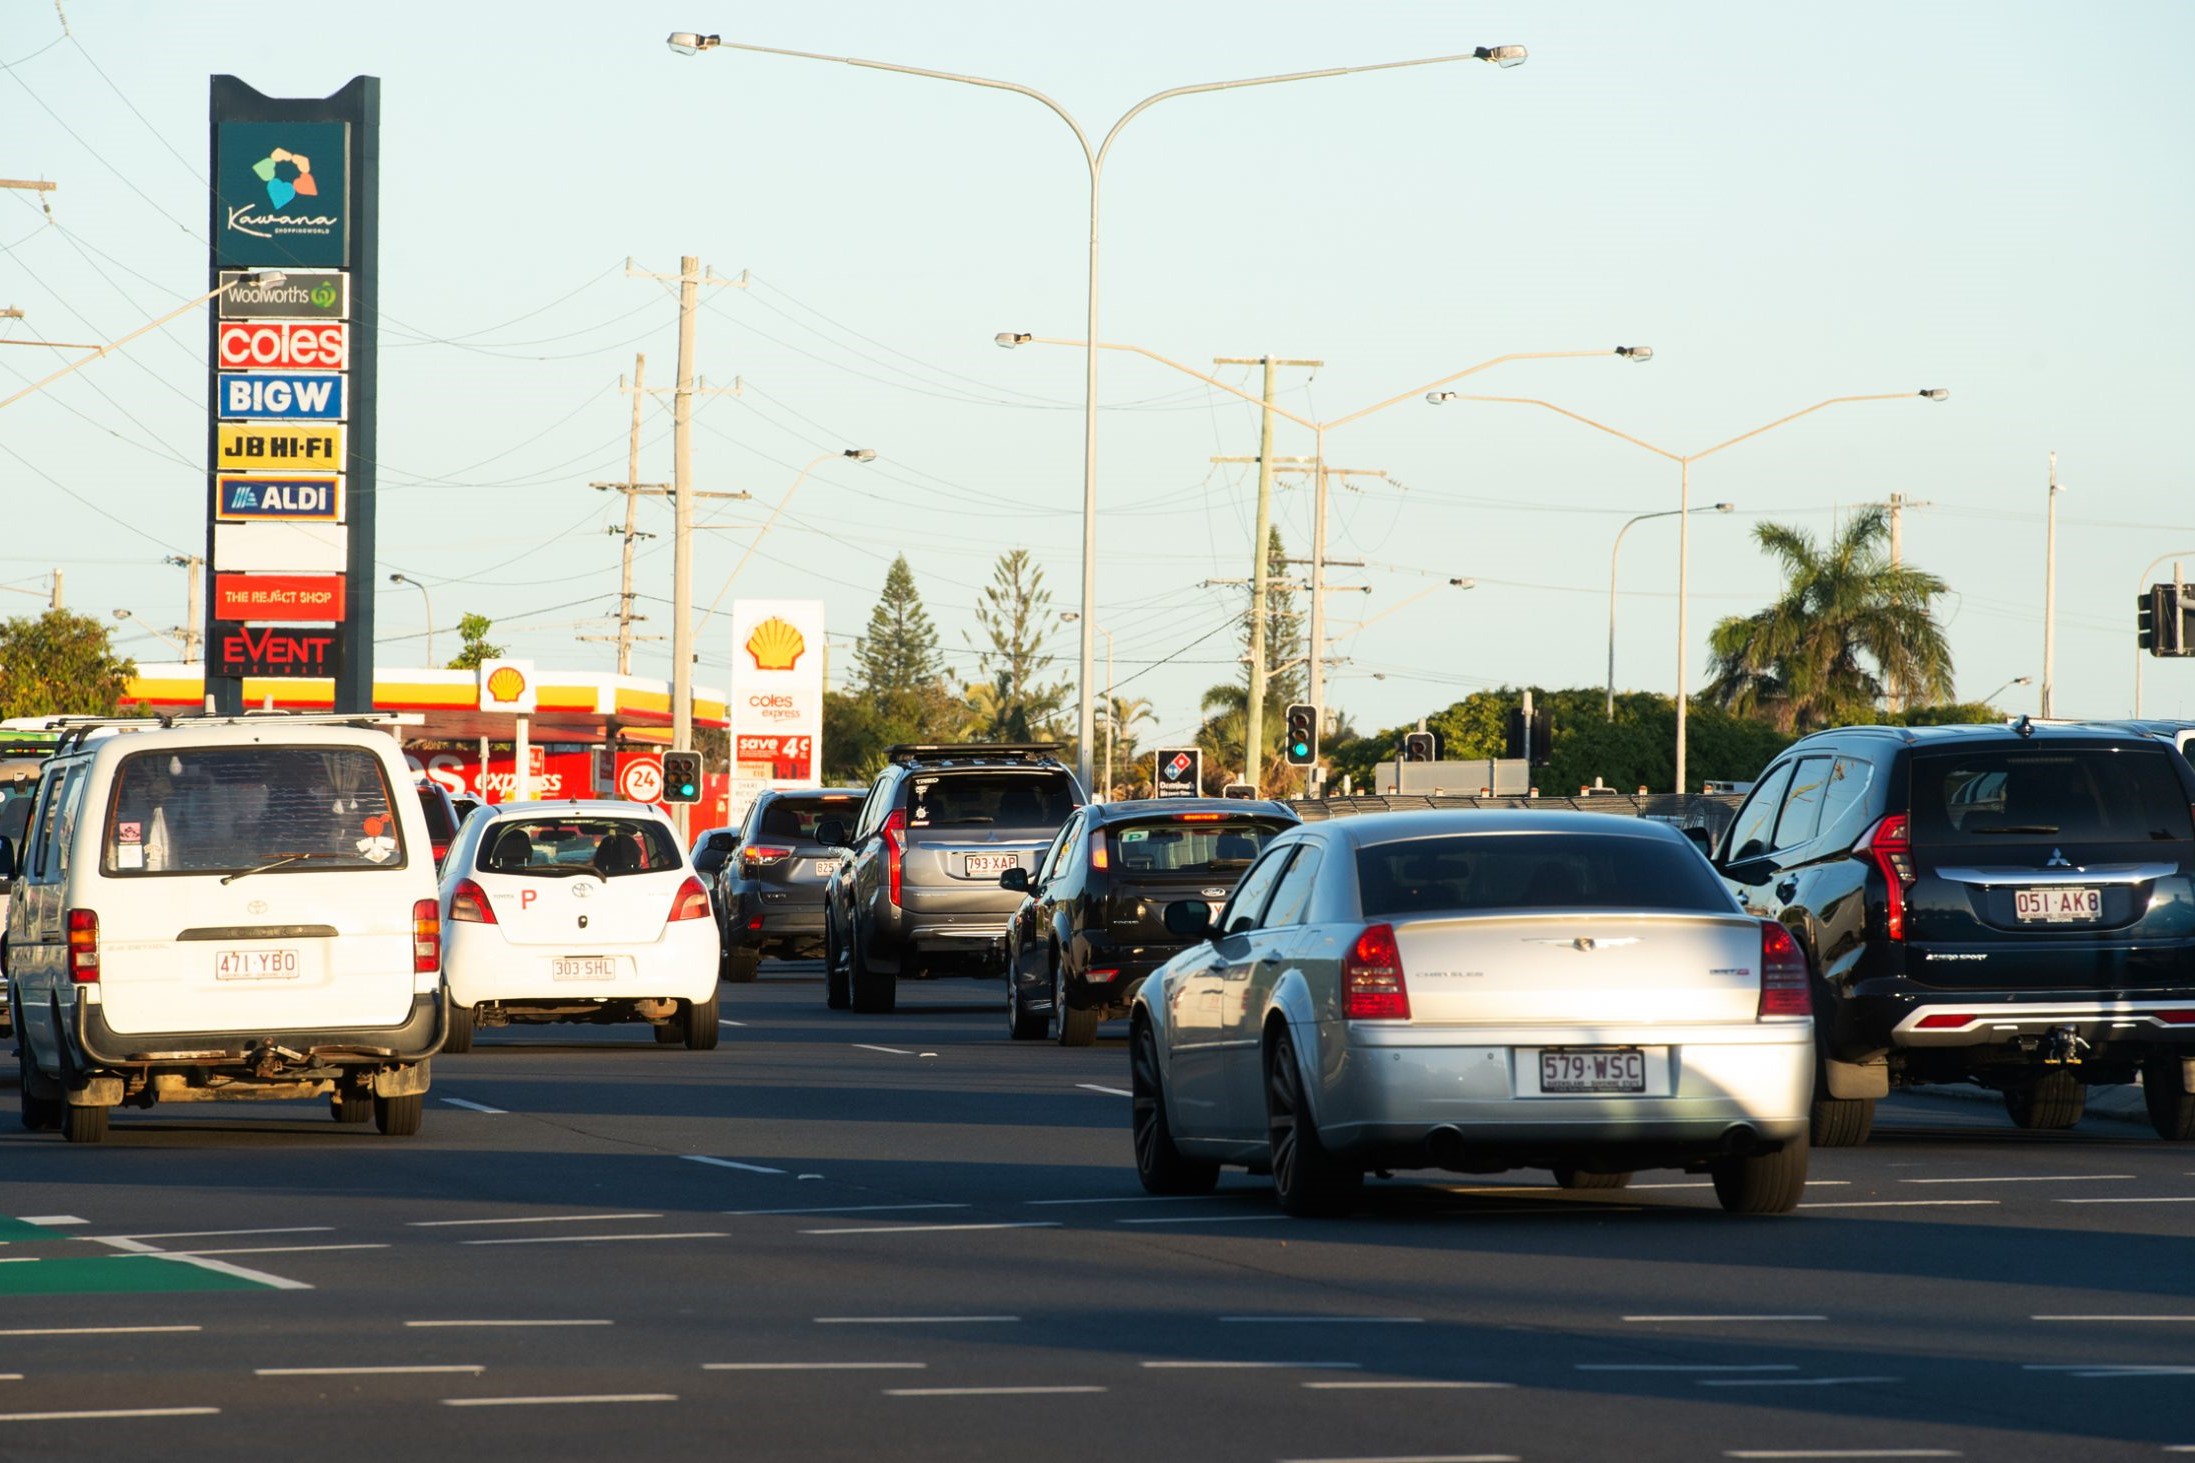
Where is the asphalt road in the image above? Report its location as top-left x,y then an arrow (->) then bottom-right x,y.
3,963 -> 2193,1463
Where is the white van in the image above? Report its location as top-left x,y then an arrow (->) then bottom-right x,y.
1,716 -> 446,1142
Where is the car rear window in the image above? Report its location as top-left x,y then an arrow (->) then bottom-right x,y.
1108,817 -> 1288,874
1355,832 -> 1734,917
906,772 -> 1076,830
102,745 -> 407,876
750,795 -> 862,843
1911,747 -> 2193,845
477,817 -> 682,877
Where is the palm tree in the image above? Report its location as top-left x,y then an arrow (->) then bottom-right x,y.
1705,506 -> 1953,733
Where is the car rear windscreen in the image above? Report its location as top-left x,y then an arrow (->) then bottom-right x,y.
102,745 -> 407,875
1108,818 -> 1287,874
751,795 -> 862,844
907,772 -> 1076,830
416,786 -> 459,841
1911,747 -> 2193,845
477,817 -> 682,877
1356,832 -> 1734,917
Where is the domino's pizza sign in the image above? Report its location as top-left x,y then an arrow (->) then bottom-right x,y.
1154,747 -> 1203,799
218,371 -> 345,420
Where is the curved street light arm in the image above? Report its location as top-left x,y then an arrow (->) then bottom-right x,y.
1685,391 -> 1927,465
1329,350 -> 1631,433
1023,336 -> 1323,430
1434,393 -> 1685,463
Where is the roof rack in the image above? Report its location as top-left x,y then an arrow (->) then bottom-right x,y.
40,711 -> 420,757
885,742 -> 1063,765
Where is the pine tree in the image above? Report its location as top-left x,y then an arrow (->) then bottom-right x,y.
853,555 -> 946,696
967,548 -> 1066,742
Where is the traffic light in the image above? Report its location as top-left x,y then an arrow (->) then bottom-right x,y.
662,750 -> 703,803
2143,582 -> 2187,658
2140,591 -> 2158,653
1402,731 -> 1437,762
1283,702 -> 1319,767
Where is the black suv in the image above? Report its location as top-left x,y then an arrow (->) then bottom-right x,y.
1000,797 -> 1298,1045
1713,721 -> 2195,1145
717,787 -> 864,982
819,745 -> 1083,1013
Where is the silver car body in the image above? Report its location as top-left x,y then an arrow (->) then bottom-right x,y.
1133,810 -> 1812,1177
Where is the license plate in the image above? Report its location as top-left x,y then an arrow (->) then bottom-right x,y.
809,859 -> 840,878
551,956 -> 617,981
1540,1048 -> 1646,1094
215,948 -> 299,980
964,854 -> 1018,876
2016,887 -> 2100,923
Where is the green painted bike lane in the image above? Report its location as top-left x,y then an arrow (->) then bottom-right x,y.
0,1215 -> 281,1295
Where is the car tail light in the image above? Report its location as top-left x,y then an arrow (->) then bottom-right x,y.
2154,1009 -> 2195,1025
668,875 -> 711,922
1087,967 -> 1121,984
412,899 -> 441,974
1915,1012 -> 1971,1029
448,879 -> 497,925
1342,923 -> 1410,1020
1090,828 -> 1109,872
65,907 -> 99,983
746,914 -> 765,932
1178,813 -> 1225,822
1852,813 -> 1914,942
1758,920 -> 1811,1020
431,841 -> 449,865
883,807 -> 907,908
743,844 -> 794,870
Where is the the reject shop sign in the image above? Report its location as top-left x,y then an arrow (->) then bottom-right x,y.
216,320 -> 347,371
213,572 -> 346,622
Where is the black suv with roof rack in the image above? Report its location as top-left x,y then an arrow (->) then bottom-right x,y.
1712,719 -> 2195,1146
817,744 -> 1084,1014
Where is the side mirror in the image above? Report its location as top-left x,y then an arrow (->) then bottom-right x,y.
1681,826 -> 1715,858
814,818 -> 848,848
998,866 -> 1031,893
1163,899 -> 1214,940
1724,855 -> 1777,885
0,835 -> 14,885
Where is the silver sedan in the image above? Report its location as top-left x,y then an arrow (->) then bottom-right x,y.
1128,810 -> 1815,1215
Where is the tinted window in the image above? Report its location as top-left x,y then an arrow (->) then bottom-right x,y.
1356,832 -> 1735,917
476,816 -> 682,877
1036,816 -> 1078,885
904,771 -> 1075,830
1220,846 -> 1296,935
1772,756 -> 1834,850
31,764 -> 80,883
1724,760 -> 1798,862
750,795 -> 861,844
103,745 -> 406,876
1817,755 -> 1876,847
1911,747 -> 2193,846
1107,817 -> 1287,875
1260,846 -> 1324,928
416,786 -> 459,842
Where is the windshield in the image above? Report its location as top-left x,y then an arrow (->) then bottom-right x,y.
1109,818 -> 1288,874
476,816 -> 682,878
102,745 -> 407,876
748,794 -> 861,844
1356,831 -> 1735,917
1911,747 -> 2193,845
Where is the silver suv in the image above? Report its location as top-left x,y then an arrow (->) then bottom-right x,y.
819,744 -> 1083,1013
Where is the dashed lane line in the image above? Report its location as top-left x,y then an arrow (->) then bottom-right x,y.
91,1236 -> 311,1293
1624,1315 -> 1826,1323
717,1020 -> 747,1028
1723,1453 -> 1960,1460
1902,1174 -> 2133,1184
802,1222 -> 1060,1236
851,1044 -> 916,1056
124,1244 -> 386,1258
1220,1316 -> 1424,1325
0,1407 -> 220,1423
405,1319 -> 613,1328
408,1214 -> 664,1228
1300,1381 -> 1512,1391
681,1156 -> 787,1176
2058,1197 -> 2195,1205
442,1394 -> 676,1408
703,1362 -> 926,1371
885,1386 -> 1106,1397
1578,1365 -> 1800,1373
814,1316 -> 1018,1325
725,1204 -> 967,1217
1077,1084 -> 1132,1097
94,1227 -> 332,1241
1797,1201 -> 1998,1210
2032,1315 -> 2195,1323
1276,1454 -> 1519,1462
1119,1214 -> 1288,1225
1025,1195 -> 1229,1207
258,1365 -> 484,1377
1699,1376 -> 1903,1388
14,1217 -> 85,1227
1142,1361 -> 1360,1370
460,1232 -> 728,1247
2023,1364 -> 2195,1379
441,1098 -> 508,1114
0,1326 -> 201,1337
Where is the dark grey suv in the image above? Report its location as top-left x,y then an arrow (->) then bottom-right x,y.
718,787 -> 864,982
819,744 -> 1084,1013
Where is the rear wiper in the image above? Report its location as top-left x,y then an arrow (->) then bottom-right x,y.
1970,824 -> 2059,835
220,852 -> 331,885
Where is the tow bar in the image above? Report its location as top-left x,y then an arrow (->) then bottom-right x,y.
2038,1024 -> 2089,1067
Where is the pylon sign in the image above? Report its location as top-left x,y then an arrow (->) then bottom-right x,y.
1154,747 -> 1202,799
206,76 -> 379,714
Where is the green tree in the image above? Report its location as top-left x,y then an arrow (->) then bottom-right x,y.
0,610 -> 136,718
446,613 -> 505,671
966,548 -> 1067,742
853,555 -> 946,696
1705,508 -> 1954,733
831,556 -> 964,773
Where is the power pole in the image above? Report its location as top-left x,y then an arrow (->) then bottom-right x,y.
1212,355 -> 1318,796
1273,461 -> 1384,770
583,354 -> 658,674
164,554 -> 204,662
49,568 -> 62,611
1881,492 -> 1929,712
2042,451 -> 2061,719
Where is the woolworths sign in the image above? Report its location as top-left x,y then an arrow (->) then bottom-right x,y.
218,269 -> 347,319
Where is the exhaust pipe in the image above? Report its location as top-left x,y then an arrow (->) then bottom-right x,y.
1721,1123 -> 1761,1156
1426,1125 -> 1466,1168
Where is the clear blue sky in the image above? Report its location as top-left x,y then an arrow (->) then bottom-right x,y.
6,1 -> 2193,752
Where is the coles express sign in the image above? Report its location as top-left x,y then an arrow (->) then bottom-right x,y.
217,320 -> 347,371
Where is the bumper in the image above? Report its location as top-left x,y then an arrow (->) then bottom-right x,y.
1833,978 -> 2195,1060
726,891 -> 828,952
73,988 -> 445,1071
444,923 -> 719,1006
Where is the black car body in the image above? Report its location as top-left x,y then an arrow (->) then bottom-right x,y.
415,781 -> 462,868
821,745 -> 1084,1014
691,826 -> 741,887
717,788 -> 862,981
1001,797 -> 1299,1045
1714,721 -> 2195,1145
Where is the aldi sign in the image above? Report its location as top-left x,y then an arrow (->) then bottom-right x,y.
218,372 -> 344,420
216,423 -> 343,470
216,474 -> 341,523
213,572 -> 345,622
212,622 -> 342,678
217,320 -> 347,371
218,269 -> 346,319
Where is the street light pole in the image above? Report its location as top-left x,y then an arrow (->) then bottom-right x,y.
697,449 -> 877,637
671,32 -> 1527,798
0,270 -> 285,412
388,573 -> 435,665
2042,451 -> 2061,718
1608,505 -> 1733,719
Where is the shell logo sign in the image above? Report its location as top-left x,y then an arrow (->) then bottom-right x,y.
477,657 -> 537,713
744,616 -> 807,672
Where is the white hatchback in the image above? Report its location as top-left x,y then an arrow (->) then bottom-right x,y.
439,801 -> 721,1051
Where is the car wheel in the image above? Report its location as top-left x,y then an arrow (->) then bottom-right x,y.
373,1091 -> 424,1137
2143,1056 -> 2195,1141
61,1102 -> 110,1144
17,1043 -> 60,1132
1552,1167 -> 1632,1190
1007,971 -> 1046,1041
1809,1094 -> 1875,1147
443,1000 -> 475,1055
725,948 -> 761,984
1053,959 -> 1098,1048
331,1087 -> 373,1124
850,918 -> 897,1014
2005,1069 -> 2086,1130
683,992 -> 721,1051
1266,1025 -> 1360,1217
1709,1134 -> 1809,1215
824,907 -> 852,1011
1131,1017 -> 1219,1195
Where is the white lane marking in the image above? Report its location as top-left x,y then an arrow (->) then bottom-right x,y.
258,1365 -> 485,1377
2033,1315 -> 2195,1322
1700,1375 -> 1903,1387
461,1232 -> 728,1247
814,1315 -> 1018,1325
94,1227 -> 332,1241
1219,1316 -> 1424,1325
882,1395 -> 1106,1403
405,1319 -> 613,1328
718,1019 -> 747,1028
0,1375 -> 19,1381
1276,1454 -> 1519,1462
0,1407 -> 220,1422
1299,1382 -> 1512,1391
1142,1361 -> 1361,1370
1798,1201 -> 1999,1210
0,1326 -> 201,1337
1578,1364 -> 1800,1373
409,1214 -> 664,1228
1903,1174 -> 2132,1184
1724,1453 -> 1960,1460
681,1156 -> 787,1175
2023,1364 -> 2195,1378
1119,1214 -> 1288,1225
852,1044 -> 915,1056
1624,1315 -> 1827,1323
441,1098 -> 507,1114
726,1204 -> 968,1217
15,1216 -> 86,1226
90,1236 -> 311,1292
802,1222 -> 1060,1236
441,1394 -> 676,1408
703,1362 -> 926,1371
2058,1197 -> 2195,1205
1025,1195 -> 1225,1207
131,1244 -> 387,1258
1076,1083 -> 1132,1097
